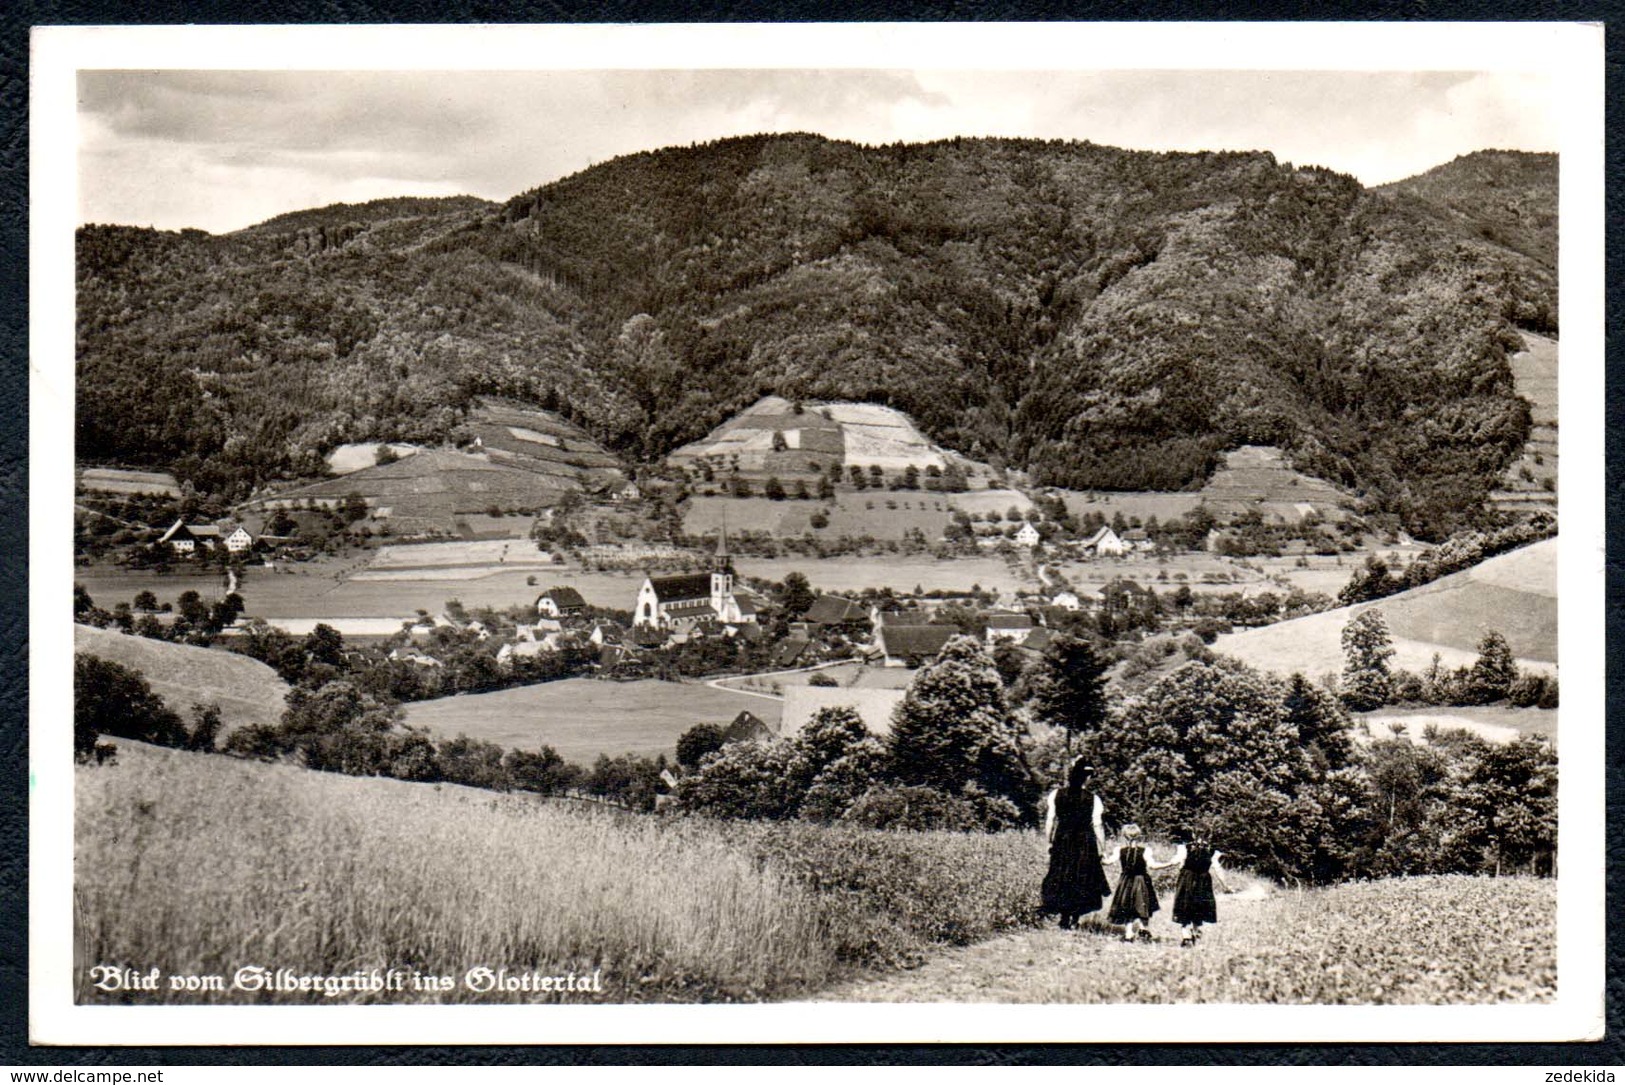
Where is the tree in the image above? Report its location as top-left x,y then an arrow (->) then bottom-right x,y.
186,703 -> 225,752
771,430 -> 789,452
133,590 -> 159,612
676,723 -> 727,771
1031,634 -> 1110,752
888,636 -> 1037,823
1340,610 -> 1395,711
302,623 -> 348,674
902,464 -> 920,490
780,571 -> 815,617
817,475 -> 835,501
1338,555 -> 1400,606
1283,673 -> 1354,771
340,492 -> 369,524
765,476 -> 786,501
1465,630 -> 1518,705
375,444 -> 401,466
1082,658 -> 1324,879
674,741 -> 799,820
74,653 -> 188,755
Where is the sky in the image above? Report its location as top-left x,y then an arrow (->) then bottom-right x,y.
77,68 -> 1559,235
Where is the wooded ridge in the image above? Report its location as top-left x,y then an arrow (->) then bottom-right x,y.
76,136 -> 1556,539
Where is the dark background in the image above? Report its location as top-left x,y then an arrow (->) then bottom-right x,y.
2,0 -> 1620,1068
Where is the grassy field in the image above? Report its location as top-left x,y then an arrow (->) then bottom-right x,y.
824,874 -> 1555,1004
74,744 -> 1047,1003
737,555 -> 1033,598
683,490 -> 1032,543
1213,540 -> 1557,680
402,678 -> 782,761
74,623 -> 290,733
366,539 -> 554,570
717,663 -> 915,693
1356,705 -> 1559,747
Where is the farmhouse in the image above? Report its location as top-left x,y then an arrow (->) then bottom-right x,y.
158,519 -> 242,555
1051,590 -> 1083,611
535,587 -> 587,618
1121,528 -> 1155,553
1013,521 -> 1041,548
1081,525 -> 1126,557
497,639 -> 559,666
633,532 -> 755,629
219,525 -> 254,552
876,624 -> 957,668
803,594 -> 868,627
724,710 -> 775,743
984,612 -> 1035,647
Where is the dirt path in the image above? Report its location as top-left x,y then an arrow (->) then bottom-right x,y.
818,886 -> 1272,1004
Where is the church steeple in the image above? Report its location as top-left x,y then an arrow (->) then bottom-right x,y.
713,513 -> 734,573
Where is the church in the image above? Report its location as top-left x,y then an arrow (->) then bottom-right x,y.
633,530 -> 756,630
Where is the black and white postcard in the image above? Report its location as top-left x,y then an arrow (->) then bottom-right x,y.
29,21 -> 1606,1045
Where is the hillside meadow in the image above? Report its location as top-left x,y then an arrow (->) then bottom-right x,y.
75,743 -> 1046,1003
76,744 -> 1557,1006
1212,539 -> 1557,679
825,875 -> 1556,1004
73,624 -> 289,733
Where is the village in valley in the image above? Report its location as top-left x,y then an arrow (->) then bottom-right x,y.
73,374 -> 1559,790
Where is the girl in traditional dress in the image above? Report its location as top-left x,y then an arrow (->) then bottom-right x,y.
1170,837 -> 1233,947
1038,758 -> 1112,930
1105,824 -> 1180,942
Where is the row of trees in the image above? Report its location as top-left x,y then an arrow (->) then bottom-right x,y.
1337,514 -> 1557,607
674,631 -> 1555,883
1340,610 -> 1557,712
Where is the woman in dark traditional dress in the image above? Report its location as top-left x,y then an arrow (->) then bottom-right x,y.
1106,824 -> 1178,942
1171,838 -> 1233,947
1038,758 -> 1111,930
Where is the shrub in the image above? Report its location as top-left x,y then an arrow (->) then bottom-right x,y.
676,723 -> 728,770
807,672 -> 839,688
840,785 -> 981,831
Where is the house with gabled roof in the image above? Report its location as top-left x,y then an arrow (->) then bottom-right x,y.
804,594 -> 868,627
984,612 -> 1036,647
1081,525 -> 1126,557
1013,521 -> 1041,548
724,710 -> 775,743
876,624 -> 957,668
535,586 -> 587,618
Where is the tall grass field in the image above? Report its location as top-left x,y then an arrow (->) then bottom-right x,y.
76,744 -> 1557,1005
74,744 -> 1042,1003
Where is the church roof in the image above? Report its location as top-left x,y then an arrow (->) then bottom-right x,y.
648,573 -> 713,602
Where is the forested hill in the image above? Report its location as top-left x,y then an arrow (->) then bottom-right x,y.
77,134 -> 1556,537
1375,150 -> 1557,274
